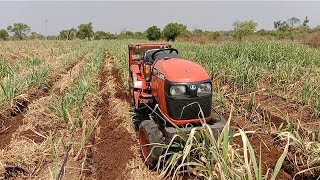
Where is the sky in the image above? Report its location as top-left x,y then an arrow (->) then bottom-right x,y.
0,1 -> 320,35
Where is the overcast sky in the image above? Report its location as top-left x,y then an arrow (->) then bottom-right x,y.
1,1 -> 320,35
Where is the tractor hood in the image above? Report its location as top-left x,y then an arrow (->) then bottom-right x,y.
154,58 -> 210,82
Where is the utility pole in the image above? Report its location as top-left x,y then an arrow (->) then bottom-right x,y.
44,18 -> 48,40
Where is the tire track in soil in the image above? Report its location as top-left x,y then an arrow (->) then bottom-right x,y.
91,52 -> 135,180
0,60 -> 80,150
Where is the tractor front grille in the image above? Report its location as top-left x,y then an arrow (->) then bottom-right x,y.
165,95 -> 212,120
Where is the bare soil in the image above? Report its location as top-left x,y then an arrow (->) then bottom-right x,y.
91,52 -> 135,180
111,66 -> 128,102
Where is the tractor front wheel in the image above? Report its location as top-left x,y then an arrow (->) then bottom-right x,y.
139,120 -> 164,169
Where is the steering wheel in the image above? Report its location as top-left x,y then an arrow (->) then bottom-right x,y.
151,48 -> 179,60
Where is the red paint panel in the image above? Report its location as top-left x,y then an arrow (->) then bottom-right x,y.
154,58 -> 210,82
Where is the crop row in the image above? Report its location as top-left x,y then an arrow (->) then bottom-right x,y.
0,41 -> 93,107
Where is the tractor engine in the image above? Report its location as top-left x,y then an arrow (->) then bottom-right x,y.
151,58 -> 213,125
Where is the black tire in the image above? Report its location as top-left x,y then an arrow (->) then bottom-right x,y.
211,112 -> 226,139
212,112 -> 226,124
139,120 -> 164,169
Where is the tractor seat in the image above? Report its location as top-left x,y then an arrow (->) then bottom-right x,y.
143,49 -> 180,64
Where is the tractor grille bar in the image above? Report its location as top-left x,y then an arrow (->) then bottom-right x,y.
165,95 -> 212,120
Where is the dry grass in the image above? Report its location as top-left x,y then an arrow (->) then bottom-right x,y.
22,96 -> 63,129
304,32 -> 320,48
126,158 -> 160,180
0,139 -> 48,177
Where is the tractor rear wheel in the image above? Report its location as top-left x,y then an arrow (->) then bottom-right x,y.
139,120 -> 164,169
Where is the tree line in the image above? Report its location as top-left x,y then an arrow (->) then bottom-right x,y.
1,16 -> 320,43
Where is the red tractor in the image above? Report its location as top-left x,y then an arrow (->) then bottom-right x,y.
128,43 -> 225,168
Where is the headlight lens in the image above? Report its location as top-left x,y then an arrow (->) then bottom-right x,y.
197,83 -> 212,95
170,85 -> 186,95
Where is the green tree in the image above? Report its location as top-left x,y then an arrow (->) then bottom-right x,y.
118,30 -> 132,39
117,31 -> 145,39
257,29 -> 268,36
192,29 -> 203,35
287,17 -> 300,29
59,28 -> 77,40
233,20 -> 258,40
30,32 -> 45,40
211,31 -> 221,40
162,23 -> 187,41
94,31 -> 108,40
303,16 -> 310,28
94,31 -> 116,40
132,32 -> 145,39
68,28 -> 77,40
145,25 -> 161,41
106,32 -> 116,39
7,23 -> 30,40
0,29 -> 9,40
59,30 -> 69,40
77,23 -> 93,40
274,21 -> 290,31
273,19 -> 295,40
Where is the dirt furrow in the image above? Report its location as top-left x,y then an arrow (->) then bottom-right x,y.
0,56 -> 86,180
91,52 -> 136,180
0,57 -> 82,151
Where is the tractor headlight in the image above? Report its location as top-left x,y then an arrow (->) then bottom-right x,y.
197,83 -> 212,95
170,85 -> 186,96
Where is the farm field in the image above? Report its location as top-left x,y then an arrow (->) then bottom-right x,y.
0,39 -> 320,180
